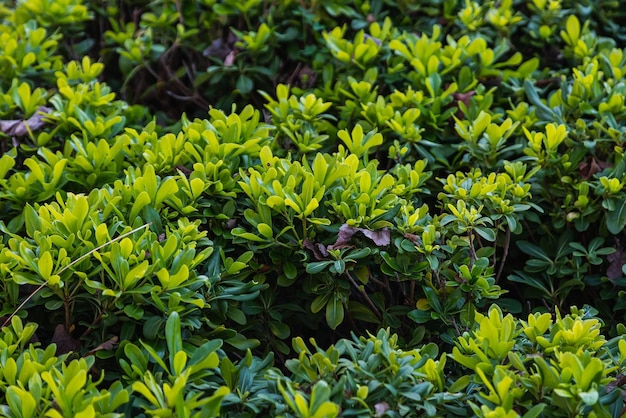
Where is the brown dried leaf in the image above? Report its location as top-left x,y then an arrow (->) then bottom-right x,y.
360,228 -> 391,246
303,239 -> 329,260
606,373 -> 626,392
375,402 -> 390,417
579,156 -> 612,180
454,90 -> 475,108
404,233 -> 420,244
579,157 -> 602,180
224,50 -> 237,67
330,224 -> 358,249
329,224 -> 390,249
85,336 -> 119,357
202,38 -> 231,60
51,324 -> 80,355
608,240 -> 626,280
0,106 -> 52,137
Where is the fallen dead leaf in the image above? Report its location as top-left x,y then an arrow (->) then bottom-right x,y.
608,239 -> 626,280
85,336 -> 119,357
0,106 -> 52,137
375,402 -> 390,417
329,224 -> 390,250
303,239 -> 329,260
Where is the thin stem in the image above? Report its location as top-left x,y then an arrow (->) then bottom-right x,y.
451,316 -> 461,336
65,296 -> 71,331
468,229 -> 477,267
368,274 -> 393,304
496,227 -> 511,283
81,310 -> 105,339
345,270 -> 382,321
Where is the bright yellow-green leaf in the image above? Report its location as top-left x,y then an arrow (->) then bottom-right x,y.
257,223 -> 274,239
311,402 -> 340,418
74,405 -> 96,418
37,251 -> 53,280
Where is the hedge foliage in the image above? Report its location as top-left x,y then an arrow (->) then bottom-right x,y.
1,0 -> 626,416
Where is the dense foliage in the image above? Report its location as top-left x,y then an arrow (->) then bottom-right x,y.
1,0 -> 626,416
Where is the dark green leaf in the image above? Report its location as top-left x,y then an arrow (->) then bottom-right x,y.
236,74 -> 254,95
326,292 -> 344,330
607,198 -> 626,234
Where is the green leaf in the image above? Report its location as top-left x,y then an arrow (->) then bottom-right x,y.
124,343 -> 148,374
124,304 -> 144,320
155,177 -> 179,206
564,15 -> 580,44
23,204 -> 41,239
508,272 -> 550,294
166,312 -> 183,368
124,260 -> 149,289
37,251 -> 53,280
283,262 -> 297,280
524,79 -> 560,122
269,321 -> 290,339
348,301 -> 379,323
310,382 -> 339,418
172,350 -> 187,376
423,286 -> 443,314
257,223 -> 273,239
130,191 -> 151,221
0,152 -> 15,179
578,389 -> 599,406
407,309 -> 432,324
200,386 -> 230,416
326,292 -> 344,330
522,404 -> 546,418
236,74 -> 254,95
232,228 -> 266,242
188,340 -> 222,371
143,205 -> 163,235
311,294 -> 330,313
516,241 -> 550,260
227,307 -> 247,325
306,261 -> 333,274
140,339 -> 170,372
474,226 -> 495,242
606,198 -> 626,234
472,111 -> 491,138
449,375 -> 471,392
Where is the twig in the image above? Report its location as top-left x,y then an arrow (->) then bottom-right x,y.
496,227 -> 511,283
2,223 -> 152,329
345,271 -> 382,321
468,229 -> 477,267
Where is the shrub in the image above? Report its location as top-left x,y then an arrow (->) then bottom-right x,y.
1,0 -> 626,416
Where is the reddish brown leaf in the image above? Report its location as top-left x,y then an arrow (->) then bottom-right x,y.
360,228 -> 391,246
202,38 -> 231,60
85,336 -> 119,357
0,106 -> 52,137
579,156 -> 611,180
329,224 -> 391,250
579,157 -> 601,180
404,233 -> 420,244
375,402 -> 390,417
454,90 -> 475,108
224,50 -> 236,67
330,224 -> 358,249
608,240 -> 626,280
303,239 -> 329,260
606,373 -> 626,391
